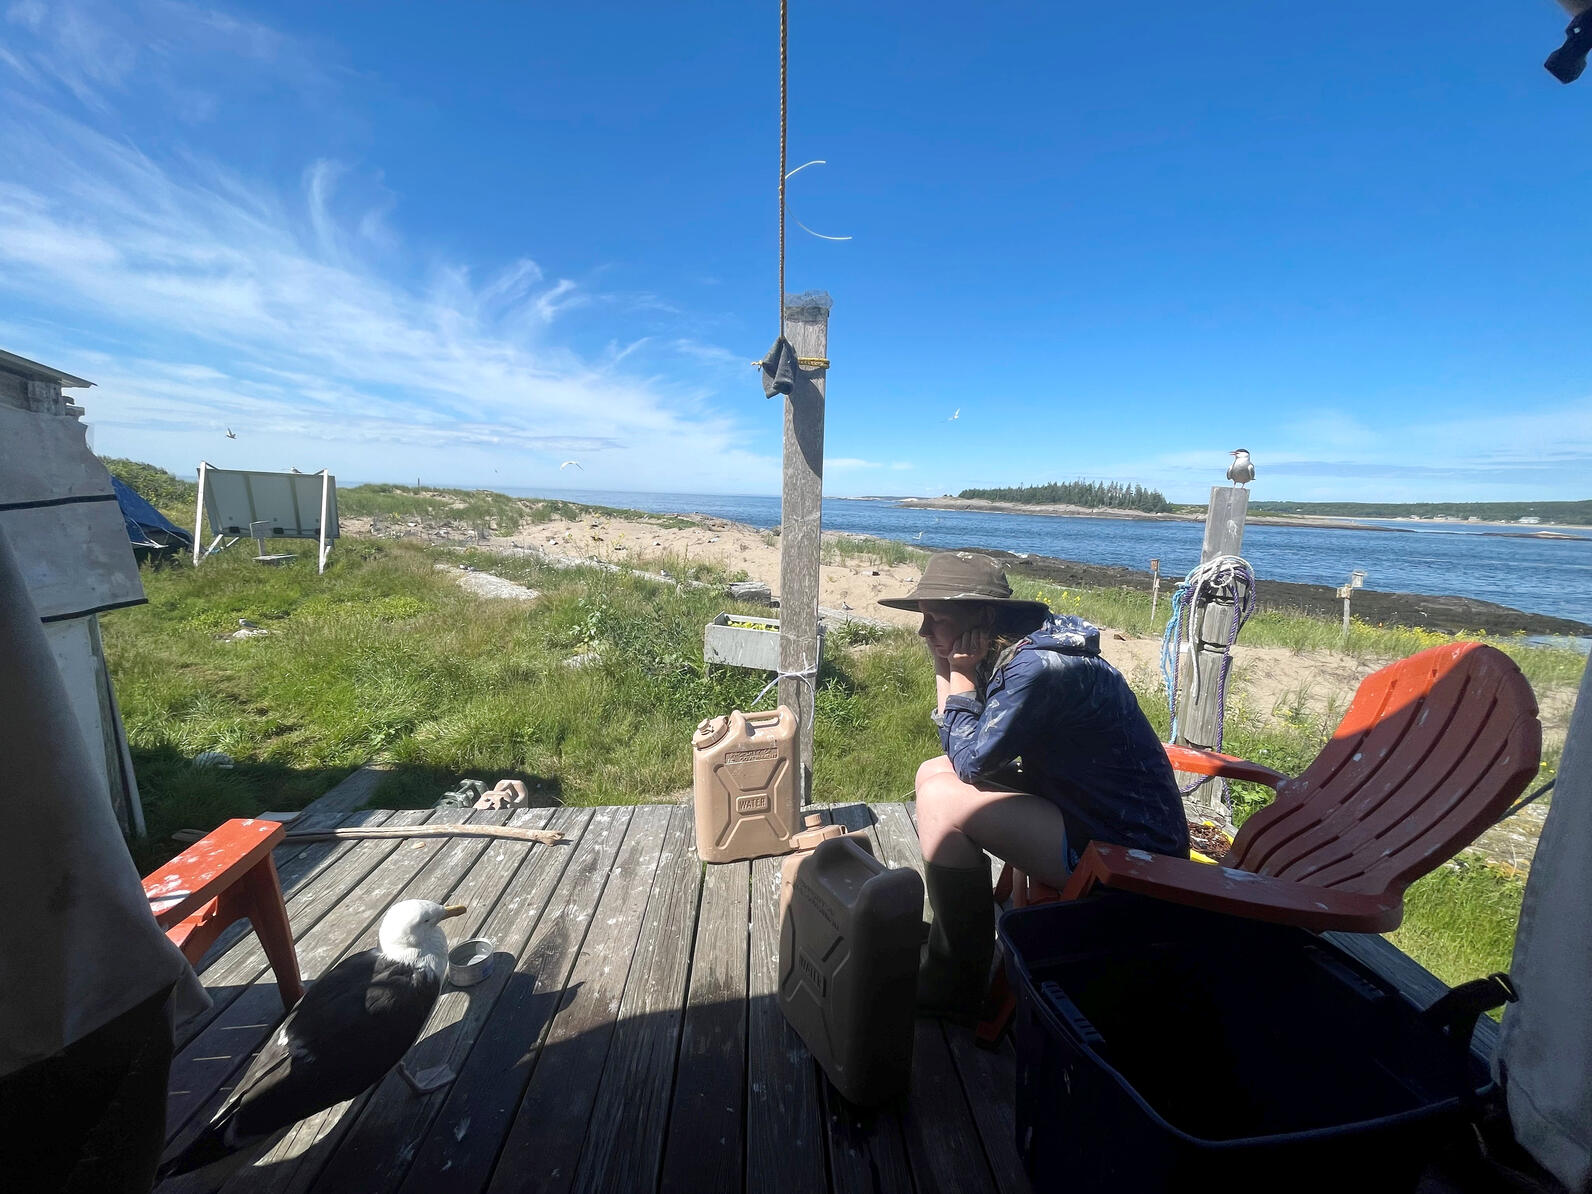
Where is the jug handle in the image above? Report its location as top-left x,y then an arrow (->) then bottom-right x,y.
744,708 -> 785,726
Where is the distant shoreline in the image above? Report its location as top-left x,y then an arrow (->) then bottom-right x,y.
896,496 -> 1403,532
894,497 -> 1592,541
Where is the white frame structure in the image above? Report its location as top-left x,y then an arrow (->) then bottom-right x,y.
192,463 -> 338,574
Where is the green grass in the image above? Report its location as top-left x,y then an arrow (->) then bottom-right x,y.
1388,858 -> 1526,994
101,457 -> 197,509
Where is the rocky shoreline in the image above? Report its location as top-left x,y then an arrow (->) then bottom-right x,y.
956,548 -> 1592,637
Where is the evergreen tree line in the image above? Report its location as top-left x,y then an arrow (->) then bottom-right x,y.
956,480 -> 1173,512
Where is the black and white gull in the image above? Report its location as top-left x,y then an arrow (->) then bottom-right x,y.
157,898 -> 466,1187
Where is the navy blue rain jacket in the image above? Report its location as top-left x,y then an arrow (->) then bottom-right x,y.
938,613 -> 1189,865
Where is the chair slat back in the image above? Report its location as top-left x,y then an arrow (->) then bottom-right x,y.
1225,644 -> 1539,898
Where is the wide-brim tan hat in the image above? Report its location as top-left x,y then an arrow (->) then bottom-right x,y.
879,551 -> 1050,615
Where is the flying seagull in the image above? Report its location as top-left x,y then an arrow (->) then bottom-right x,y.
947,408 -> 960,421
560,460 -> 584,471
157,899 -> 466,1187
1227,448 -> 1255,487
225,427 -> 237,440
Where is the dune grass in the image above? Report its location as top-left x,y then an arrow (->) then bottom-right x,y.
820,534 -> 929,570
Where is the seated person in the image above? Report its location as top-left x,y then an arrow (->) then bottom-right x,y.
879,552 -> 1188,1019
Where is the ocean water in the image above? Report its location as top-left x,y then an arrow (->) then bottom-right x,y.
508,487 -> 1592,628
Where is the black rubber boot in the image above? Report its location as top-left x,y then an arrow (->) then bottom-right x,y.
917,861 -> 995,1022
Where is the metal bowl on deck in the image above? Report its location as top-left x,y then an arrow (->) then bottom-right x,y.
447,938 -> 494,987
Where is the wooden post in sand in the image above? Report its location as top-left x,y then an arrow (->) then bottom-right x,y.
778,293 -> 830,804
1175,486 -> 1249,825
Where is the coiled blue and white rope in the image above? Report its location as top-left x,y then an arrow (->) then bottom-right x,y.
1160,555 -> 1257,798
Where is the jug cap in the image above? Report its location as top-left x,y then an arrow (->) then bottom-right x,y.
693,715 -> 731,750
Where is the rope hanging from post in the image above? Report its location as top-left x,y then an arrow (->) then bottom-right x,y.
1160,555 -> 1257,799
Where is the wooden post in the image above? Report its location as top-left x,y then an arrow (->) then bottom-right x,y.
1175,486 -> 1249,824
1149,557 -> 1161,625
778,294 -> 829,804
1338,569 -> 1365,639
318,469 -> 332,574
192,461 -> 208,567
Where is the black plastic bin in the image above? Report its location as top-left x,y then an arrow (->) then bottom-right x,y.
999,892 -> 1492,1194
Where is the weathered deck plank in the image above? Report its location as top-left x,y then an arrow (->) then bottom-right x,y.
815,803 -> 918,1194
306,806 -> 587,1194
485,805 -> 673,1194
194,805 -> 391,973
870,802 -> 1001,1194
658,857 -> 749,1194
747,849 -> 829,1194
392,806 -> 635,1194
570,806 -> 702,1194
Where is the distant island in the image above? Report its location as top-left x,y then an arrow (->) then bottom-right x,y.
1250,500 -> 1592,527
907,485 -> 1592,530
956,480 -> 1173,513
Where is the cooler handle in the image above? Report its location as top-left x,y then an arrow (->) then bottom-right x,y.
1039,981 -> 1108,1060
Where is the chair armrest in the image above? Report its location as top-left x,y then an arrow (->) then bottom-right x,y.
1060,842 -> 1400,934
143,818 -> 286,927
1163,744 -> 1288,789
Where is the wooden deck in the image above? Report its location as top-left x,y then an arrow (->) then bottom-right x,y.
154,801 -> 1029,1194
155,800 -> 1494,1194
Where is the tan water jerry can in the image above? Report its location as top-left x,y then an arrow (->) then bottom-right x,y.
692,707 -> 801,863
778,835 -> 925,1106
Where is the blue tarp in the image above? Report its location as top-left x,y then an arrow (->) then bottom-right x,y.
111,476 -> 192,551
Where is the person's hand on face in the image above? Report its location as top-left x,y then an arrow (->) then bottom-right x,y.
947,627 -> 988,677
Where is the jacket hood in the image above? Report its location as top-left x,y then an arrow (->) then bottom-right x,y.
1021,613 -> 1101,658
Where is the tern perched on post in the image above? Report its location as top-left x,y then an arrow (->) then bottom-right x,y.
1226,448 -> 1256,487
157,899 -> 466,1187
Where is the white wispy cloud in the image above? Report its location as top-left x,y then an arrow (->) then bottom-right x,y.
0,1 -> 769,491
824,458 -> 883,470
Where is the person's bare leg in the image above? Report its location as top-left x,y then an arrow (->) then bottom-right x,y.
916,762 -> 1071,889
914,756 -> 1070,1019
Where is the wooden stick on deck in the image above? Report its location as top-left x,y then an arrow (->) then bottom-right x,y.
173,823 -> 565,846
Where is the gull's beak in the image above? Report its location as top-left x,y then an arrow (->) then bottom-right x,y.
440,905 -> 467,920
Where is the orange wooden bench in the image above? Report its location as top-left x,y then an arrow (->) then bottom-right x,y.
142,818 -> 303,1010
978,642 -> 1541,1043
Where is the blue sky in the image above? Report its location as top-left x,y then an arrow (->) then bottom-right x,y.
3,1 -> 1591,502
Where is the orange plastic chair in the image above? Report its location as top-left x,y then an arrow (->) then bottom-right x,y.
978,642 -> 1540,1043
142,818 -> 304,1009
